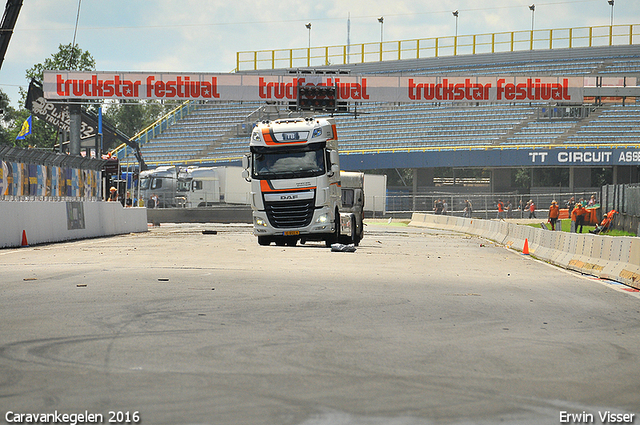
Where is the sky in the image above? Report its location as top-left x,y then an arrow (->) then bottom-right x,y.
1,0 -> 639,108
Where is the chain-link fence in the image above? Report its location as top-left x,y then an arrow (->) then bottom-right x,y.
376,190 -> 600,219
0,146 -> 106,202
602,183 -> 640,234
602,184 -> 640,217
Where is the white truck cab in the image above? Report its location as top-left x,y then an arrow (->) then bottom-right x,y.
243,117 -> 358,247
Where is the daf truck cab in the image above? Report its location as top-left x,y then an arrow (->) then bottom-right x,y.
243,117 -> 360,247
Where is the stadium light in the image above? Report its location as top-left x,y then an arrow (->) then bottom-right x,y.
378,17 -> 384,44
452,10 -> 459,38
529,4 -> 535,33
608,0 -> 614,26
305,23 -> 312,50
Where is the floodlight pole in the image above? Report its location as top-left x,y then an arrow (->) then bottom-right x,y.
452,11 -> 459,55
529,4 -> 535,50
608,0 -> 614,26
306,23 -> 312,66
378,17 -> 384,61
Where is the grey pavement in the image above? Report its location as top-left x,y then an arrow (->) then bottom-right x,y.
0,222 -> 638,425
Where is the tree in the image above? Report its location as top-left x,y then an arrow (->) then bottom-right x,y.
1,44 -> 97,149
24,43 -> 95,85
514,167 -> 531,190
103,100 -> 180,140
0,88 -> 16,145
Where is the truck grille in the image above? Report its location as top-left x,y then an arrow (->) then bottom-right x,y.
264,198 -> 315,228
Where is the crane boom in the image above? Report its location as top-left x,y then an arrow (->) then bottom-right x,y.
0,0 -> 22,71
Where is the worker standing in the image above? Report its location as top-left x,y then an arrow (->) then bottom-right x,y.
497,199 -> 505,220
528,200 -> 536,219
548,200 -> 560,231
571,203 -> 587,233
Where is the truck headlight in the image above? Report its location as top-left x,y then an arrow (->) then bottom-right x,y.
255,217 -> 268,227
312,128 -> 322,138
315,213 -> 329,224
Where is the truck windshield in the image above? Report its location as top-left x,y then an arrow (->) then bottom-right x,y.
253,148 -> 325,179
139,177 -> 151,190
176,180 -> 191,192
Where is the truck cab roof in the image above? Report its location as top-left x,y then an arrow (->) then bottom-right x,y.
250,117 -> 336,148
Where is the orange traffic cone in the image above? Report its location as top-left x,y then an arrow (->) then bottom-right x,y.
523,238 -> 530,255
21,230 -> 29,247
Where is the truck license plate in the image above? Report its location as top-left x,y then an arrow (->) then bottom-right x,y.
284,231 -> 300,236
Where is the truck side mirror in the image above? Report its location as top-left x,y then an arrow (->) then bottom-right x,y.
242,155 -> 251,181
329,164 -> 340,177
330,150 -> 339,165
328,150 -> 340,177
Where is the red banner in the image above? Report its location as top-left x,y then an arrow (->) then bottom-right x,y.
43,71 -> 584,104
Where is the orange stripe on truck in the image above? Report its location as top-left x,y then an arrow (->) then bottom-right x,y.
260,180 -> 316,192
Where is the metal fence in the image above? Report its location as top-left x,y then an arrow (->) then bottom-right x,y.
379,190 -> 600,219
0,145 -> 106,202
602,183 -> 640,234
602,184 -> 640,217
237,24 -> 639,71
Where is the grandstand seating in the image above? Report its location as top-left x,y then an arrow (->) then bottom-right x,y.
140,101 -> 261,163
134,44 -> 640,166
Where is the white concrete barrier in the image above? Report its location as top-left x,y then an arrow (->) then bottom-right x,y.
0,201 -> 147,248
410,213 -> 640,290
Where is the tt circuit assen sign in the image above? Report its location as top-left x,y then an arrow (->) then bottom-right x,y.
528,149 -> 640,165
43,71 -> 584,104
339,148 -> 640,170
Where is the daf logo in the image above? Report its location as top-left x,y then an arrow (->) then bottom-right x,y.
280,194 -> 298,200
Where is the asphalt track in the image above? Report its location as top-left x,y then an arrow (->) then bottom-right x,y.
0,221 -> 639,425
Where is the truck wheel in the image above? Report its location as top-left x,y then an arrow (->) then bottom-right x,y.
325,213 -> 340,247
258,236 -> 271,246
350,216 -> 359,246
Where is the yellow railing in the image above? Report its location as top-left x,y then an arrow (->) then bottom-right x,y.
237,24 -> 639,71
109,100 -> 195,161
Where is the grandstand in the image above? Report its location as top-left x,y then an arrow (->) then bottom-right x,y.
129,37 -> 640,192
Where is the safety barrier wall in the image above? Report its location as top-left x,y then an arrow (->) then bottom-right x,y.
409,213 -> 640,290
0,201 -> 148,248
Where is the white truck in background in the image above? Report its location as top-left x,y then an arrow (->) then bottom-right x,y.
139,166 -> 249,208
242,117 -> 363,247
339,171 -> 365,244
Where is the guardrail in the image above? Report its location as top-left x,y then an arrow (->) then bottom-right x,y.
237,24 -> 639,71
409,212 -> 640,290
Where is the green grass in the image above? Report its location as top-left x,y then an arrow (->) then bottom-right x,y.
526,220 -> 635,236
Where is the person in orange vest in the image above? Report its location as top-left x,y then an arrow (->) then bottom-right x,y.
528,199 -> 536,219
571,203 -> 587,233
548,200 -> 560,230
496,199 -> 505,219
590,209 -> 618,234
